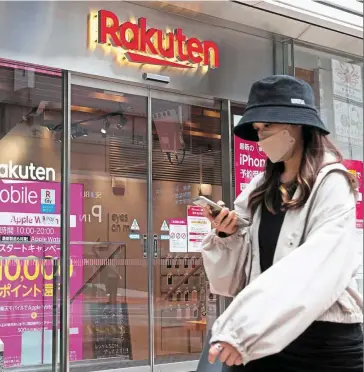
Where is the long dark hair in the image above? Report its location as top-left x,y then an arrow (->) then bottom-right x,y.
248,127 -> 343,215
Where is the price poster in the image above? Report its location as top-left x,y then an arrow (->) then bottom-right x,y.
187,206 -> 211,253
0,179 -> 84,367
169,219 -> 187,253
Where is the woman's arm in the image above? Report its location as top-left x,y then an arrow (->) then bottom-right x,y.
210,171 -> 359,363
201,173 -> 263,297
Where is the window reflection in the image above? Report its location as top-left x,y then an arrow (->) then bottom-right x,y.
151,97 -> 221,363
0,62 -> 62,368
70,85 -> 149,366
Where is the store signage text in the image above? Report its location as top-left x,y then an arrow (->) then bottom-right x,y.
111,213 -> 130,233
94,10 -> 219,69
0,186 -> 37,205
84,191 -> 102,199
80,205 -> 102,223
240,154 -> 266,168
0,161 -> 56,181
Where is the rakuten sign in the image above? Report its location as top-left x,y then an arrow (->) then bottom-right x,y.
0,162 -> 56,181
96,10 -> 219,69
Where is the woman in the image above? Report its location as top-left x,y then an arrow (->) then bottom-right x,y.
202,75 -> 363,371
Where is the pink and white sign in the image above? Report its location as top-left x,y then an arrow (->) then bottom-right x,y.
187,206 -> 211,253
234,136 -> 266,198
0,179 -> 84,367
343,160 -> 363,229
169,219 -> 188,253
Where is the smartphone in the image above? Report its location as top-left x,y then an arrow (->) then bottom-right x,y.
192,196 -> 223,217
192,196 -> 246,226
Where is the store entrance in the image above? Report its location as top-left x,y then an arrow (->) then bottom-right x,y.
150,90 -> 222,364
66,75 -> 222,369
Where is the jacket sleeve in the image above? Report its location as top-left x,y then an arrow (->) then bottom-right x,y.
210,171 -> 359,364
201,173 -> 263,297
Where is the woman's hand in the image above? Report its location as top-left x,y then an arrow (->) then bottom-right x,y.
208,342 -> 243,366
203,201 -> 239,235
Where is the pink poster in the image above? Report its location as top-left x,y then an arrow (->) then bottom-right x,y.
343,160 -> 363,229
234,136 -> 266,198
0,179 -> 84,367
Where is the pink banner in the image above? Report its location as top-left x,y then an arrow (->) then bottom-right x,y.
343,160 -> 363,229
0,179 -> 84,367
234,136 -> 266,198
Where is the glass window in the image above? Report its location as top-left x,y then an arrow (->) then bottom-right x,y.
293,45 -> 363,294
151,93 -> 222,364
70,82 -> 149,369
0,60 -> 62,368
293,45 -> 363,161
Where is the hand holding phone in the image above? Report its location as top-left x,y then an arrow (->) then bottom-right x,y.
193,196 -> 239,235
192,196 -> 223,217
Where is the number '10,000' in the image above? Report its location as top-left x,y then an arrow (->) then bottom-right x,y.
0,256 -> 74,281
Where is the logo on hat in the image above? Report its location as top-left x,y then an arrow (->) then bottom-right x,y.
291,98 -> 305,105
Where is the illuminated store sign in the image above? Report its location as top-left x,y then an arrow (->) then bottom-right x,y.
0,162 -> 56,181
90,10 -> 219,69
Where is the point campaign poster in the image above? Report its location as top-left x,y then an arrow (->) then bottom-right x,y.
0,179 -> 84,368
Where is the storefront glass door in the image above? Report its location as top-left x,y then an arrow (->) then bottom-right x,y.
0,62 -> 225,371
69,76 -> 149,370
59,75 -> 224,372
150,91 -> 222,365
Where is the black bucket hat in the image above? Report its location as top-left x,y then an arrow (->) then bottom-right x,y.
233,75 -> 330,142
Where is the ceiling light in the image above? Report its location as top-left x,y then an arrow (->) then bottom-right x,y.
42,124 -> 56,131
203,109 -> 220,119
71,125 -> 88,139
116,114 -> 127,129
101,118 -> 110,134
104,90 -> 124,97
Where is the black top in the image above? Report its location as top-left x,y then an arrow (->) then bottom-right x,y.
244,322 -> 363,371
258,184 -> 296,272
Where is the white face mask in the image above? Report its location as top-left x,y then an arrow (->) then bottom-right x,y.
258,129 -> 296,163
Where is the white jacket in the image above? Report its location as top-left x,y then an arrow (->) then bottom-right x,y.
202,160 -> 363,365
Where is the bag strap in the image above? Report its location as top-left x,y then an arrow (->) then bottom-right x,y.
298,169 -> 351,246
